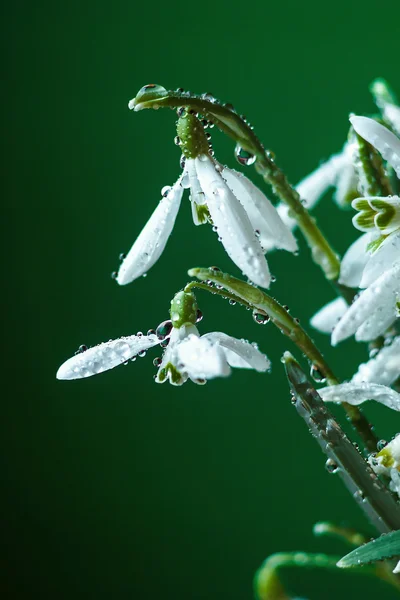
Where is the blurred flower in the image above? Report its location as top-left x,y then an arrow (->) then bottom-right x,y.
351,337 -> 400,387
350,115 -> 400,178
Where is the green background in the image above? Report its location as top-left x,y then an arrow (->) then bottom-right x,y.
4,0 -> 400,598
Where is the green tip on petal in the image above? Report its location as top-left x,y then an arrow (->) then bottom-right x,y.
169,290 -> 198,328
128,84 -> 168,111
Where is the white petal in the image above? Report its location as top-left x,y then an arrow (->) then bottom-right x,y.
117,178 -> 183,284
194,156 -> 271,288
57,334 -> 160,380
352,337 -> 400,386
186,159 -> 208,225
383,103 -> 400,136
360,231 -> 400,288
310,297 -> 348,334
155,325 -> 199,385
350,116 -> 400,178
222,167 -> 298,252
332,263 -> 400,345
176,334 -> 231,380
203,332 -> 270,372
333,164 -> 358,208
319,382 -> 400,412
339,233 -> 376,288
355,305 -> 397,341
297,150 -> 348,209
394,560 -> 400,575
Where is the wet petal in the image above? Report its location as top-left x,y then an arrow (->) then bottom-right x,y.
222,167 -> 298,252
117,177 -> 183,284
176,334 -> 231,380
352,337 -> 400,386
339,232 -> 377,288
383,103 -> 400,137
195,156 -> 271,288
203,332 -> 270,372
297,150 -> 349,209
355,304 -> 397,342
310,297 -> 348,334
57,334 -> 160,380
332,263 -> 400,345
350,116 -> 400,178
319,382 -> 400,412
360,230 -> 400,288
155,325 -> 198,385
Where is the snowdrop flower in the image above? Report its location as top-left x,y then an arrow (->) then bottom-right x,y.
350,115 -> 400,178
312,214 -> 400,342
263,144 -> 357,251
371,78 -> 400,136
369,434 -> 400,499
117,107 -> 297,289
332,261 -> 400,344
56,291 -> 270,385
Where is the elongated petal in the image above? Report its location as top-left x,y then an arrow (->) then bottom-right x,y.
339,232 -> 376,287
176,334 -> 231,380
57,334 -> 160,380
310,297 -> 348,334
352,337 -> 400,386
297,150 -> 349,209
117,178 -> 183,284
319,382 -> 400,412
203,332 -> 270,372
360,231 -> 400,288
334,163 -> 358,208
355,305 -> 397,341
222,167 -> 298,252
195,156 -> 271,288
350,116 -> 400,178
332,263 -> 400,345
155,325 -> 198,385
383,103 -> 400,136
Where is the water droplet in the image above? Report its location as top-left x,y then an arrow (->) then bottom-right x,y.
223,102 -> 235,111
310,365 -> 326,384
153,357 -> 162,367
228,299 -> 236,306
119,252 -> 126,261
147,329 -> 156,336
196,309 -> 203,323
252,311 -> 270,325
325,458 -> 339,474
209,266 -> 221,273
176,87 -> 184,93
377,439 -> 388,451
177,107 -> 185,117
138,349 -> 146,358
180,155 -> 186,169
156,320 -> 173,340
174,136 -> 181,146
160,338 -> 170,348
111,271 -> 118,280
235,145 -> 256,166
137,331 -> 143,338
75,344 -> 87,354
201,92 -> 216,102
161,185 -> 171,197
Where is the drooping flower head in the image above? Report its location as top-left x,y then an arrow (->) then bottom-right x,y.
116,86 -> 297,289
57,289 -> 270,385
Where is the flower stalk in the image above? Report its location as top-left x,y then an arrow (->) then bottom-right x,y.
188,267 -> 378,452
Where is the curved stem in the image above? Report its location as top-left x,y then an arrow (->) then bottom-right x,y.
188,267 -> 377,452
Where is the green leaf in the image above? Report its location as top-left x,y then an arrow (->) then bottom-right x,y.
338,530 -> 400,568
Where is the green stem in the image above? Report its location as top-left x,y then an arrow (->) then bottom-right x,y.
132,88 -> 345,287
188,267 -> 377,452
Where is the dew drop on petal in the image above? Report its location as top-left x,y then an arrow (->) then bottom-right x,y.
234,144 -> 256,166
